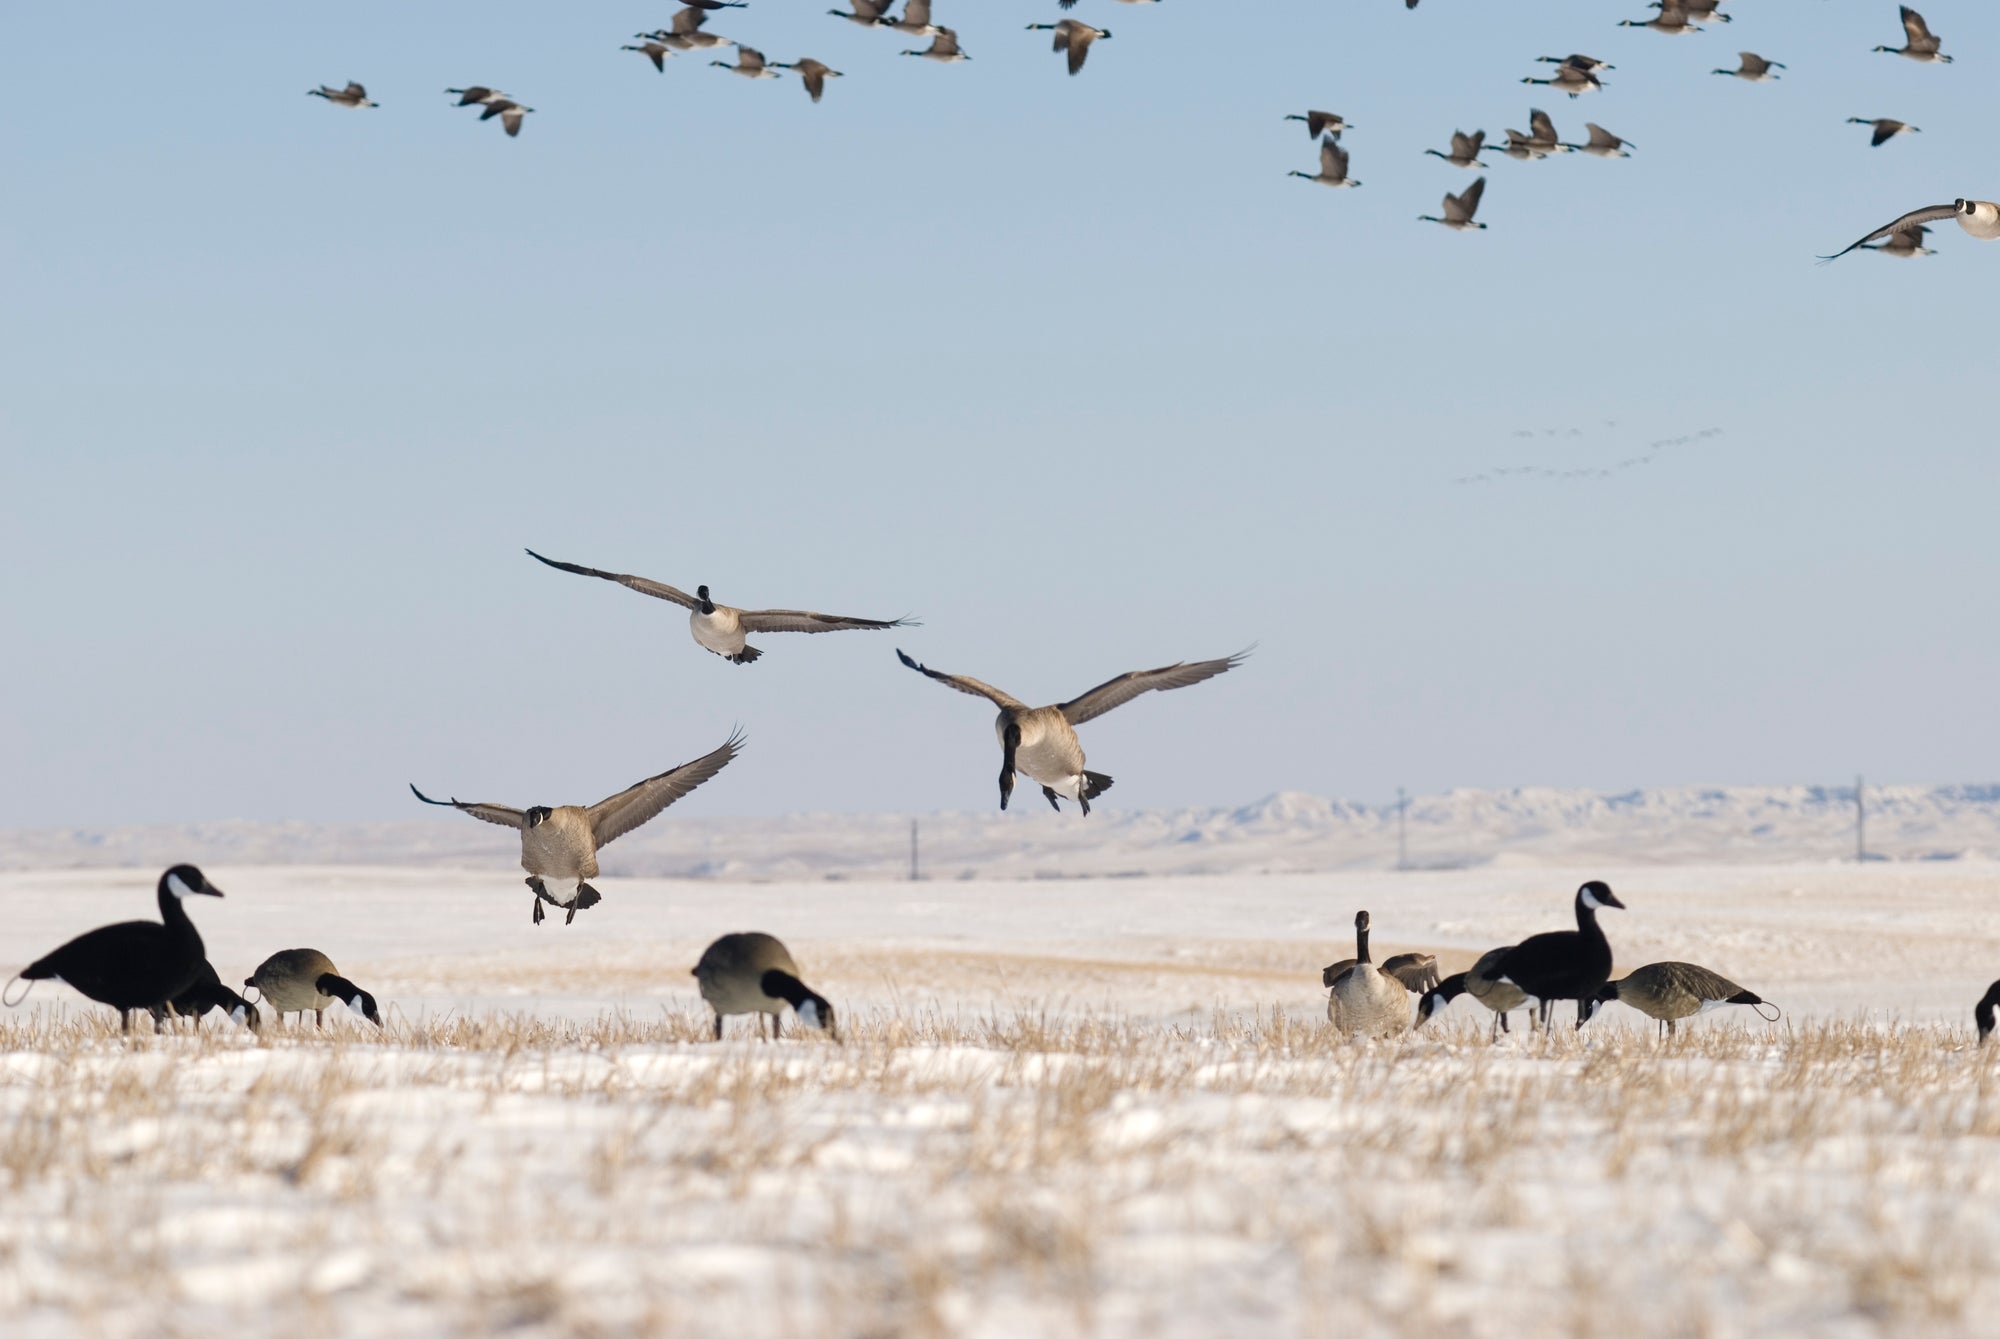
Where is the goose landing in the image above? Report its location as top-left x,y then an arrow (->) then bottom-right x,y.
1820,199 -> 2000,261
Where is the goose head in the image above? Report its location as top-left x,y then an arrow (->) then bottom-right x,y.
163,865 -> 224,901
524,805 -> 554,828
696,584 -> 716,613
1578,880 -> 1625,912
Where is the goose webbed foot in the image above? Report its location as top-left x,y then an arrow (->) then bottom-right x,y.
1043,786 -> 1062,813
533,897 -> 545,925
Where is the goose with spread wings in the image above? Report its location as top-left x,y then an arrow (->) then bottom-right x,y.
896,648 -> 1248,815
1820,199 -> 2000,261
526,549 -> 916,664
411,731 -> 743,924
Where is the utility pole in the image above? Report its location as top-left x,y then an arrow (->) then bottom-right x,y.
1396,787 -> 1408,871
910,818 -> 920,882
1854,774 -> 1865,863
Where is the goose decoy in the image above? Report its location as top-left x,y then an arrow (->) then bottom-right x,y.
1820,199 -> 2000,261
1714,52 -> 1783,80
1323,911 -> 1437,1039
309,82 -> 377,108
1522,65 -> 1604,97
479,100 -> 534,137
1497,109 -> 1570,161
1580,962 -> 1778,1037
5,865 -> 224,1034
902,27 -> 968,61
1849,116 -> 1920,147
881,0 -> 940,36
712,46 -> 780,78
1618,5 -> 1702,35
647,6 -> 735,51
1416,948 -> 1528,1041
445,86 -> 510,107
245,950 -> 382,1029
1875,6 -> 1950,63
828,0 -> 894,25
896,647 -> 1247,816
149,959 -> 260,1033
1425,130 -> 1487,168
1978,981 -> 1999,1044
1027,20 -> 1111,76
1285,111 -> 1349,140
1537,54 -> 1613,72
771,57 -> 844,100
693,933 -> 837,1041
411,731 -> 744,924
1576,122 -> 1635,158
1420,176 -> 1488,230
1484,881 -> 1625,1031
524,549 -> 916,665
1289,136 -> 1360,187
622,39 -> 677,71
1861,224 -> 1934,257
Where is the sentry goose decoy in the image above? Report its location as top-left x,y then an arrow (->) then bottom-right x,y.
771,57 -> 844,101
1425,130 -> 1487,168
411,731 -> 743,924
1290,136 -> 1360,187
896,647 -> 1247,815
1580,961 -> 1778,1037
1537,54 -> 1613,72
525,548 -> 916,664
693,932 -> 837,1041
1576,122 -> 1635,158
1484,881 -> 1624,1031
4,865 -> 224,1034
1978,981 -> 1999,1044
1875,6 -> 1950,63
1285,111 -> 1349,140
1027,20 -> 1111,76
1714,52 -> 1783,81
445,87 -> 509,108
1849,117 -> 1920,147
1420,176 -> 1488,230
245,949 -> 382,1029
1618,6 -> 1702,35
1522,65 -> 1604,98
1820,200 -> 2000,260
882,0 -> 940,37
828,0 -> 894,25
622,39 -> 677,71
902,28 -> 968,61
1416,947 -> 1528,1041
1324,911 -> 1436,1039
151,959 -> 261,1033
1861,224 -> 1934,257
479,100 -> 534,137
713,46 -> 780,78
309,82 -> 377,109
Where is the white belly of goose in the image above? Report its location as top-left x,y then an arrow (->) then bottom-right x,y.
690,608 -> 745,656
997,715 -> 1086,796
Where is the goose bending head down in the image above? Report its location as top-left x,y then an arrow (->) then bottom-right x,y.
1820,199 -> 2000,261
693,933 -> 839,1042
1580,961 -> 1778,1037
244,949 -> 383,1029
1416,947 -> 1528,1041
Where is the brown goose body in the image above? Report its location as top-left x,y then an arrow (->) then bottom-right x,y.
1415,946 -> 1527,1041
693,932 -> 837,1041
246,948 -> 382,1028
1324,911 -> 1434,1039
1585,961 -> 1776,1036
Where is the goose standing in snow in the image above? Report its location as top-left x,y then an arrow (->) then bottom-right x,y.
1290,136 -> 1360,187
1416,947 -> 1528,1041
1875,6 -> 1950,63
1425,130 -> 1487,168
411,731 -> 744,924
309,82 -> 377,108
713,46 -> 780,78
1485,881 -> 1625,1031
479,100 -> 534,137
622,39 -> 677,71
896,647 -> 1247,815
1324,911 -> 1436,1038
1522,65 -> 1604,98
828,0 -> 894,25
1580,961 -> 1778,1037
1861,225 -> 1934,257
1027,20 -> 1111,75
1420,176 -> 1488,230
902,28 -> 968,61
693,933 -> 838,1041
1714,52 -> 1783,81
1821,199 -> 2000,260
771,57 -> 843,101
1575,123 -> 1635,157
245,949 -> 383,1029
882,0 -> 941,37
445,86 -> 509,107
1285,110 -> 1349,139
1848,116 -> 1920,147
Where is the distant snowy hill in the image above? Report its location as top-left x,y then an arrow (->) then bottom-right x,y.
5,784 -> 1997,879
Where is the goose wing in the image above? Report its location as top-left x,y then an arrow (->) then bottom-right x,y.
1738,51 -> 1769,74
1447,176 -> 1485,221
1320,137 -> 1348,178
524,549 -> 700,611
1585,122 -> 1620,149
672,5 -> 711,35
1381,953 -> 1441,993
856,0 -> 891,17
1058,649 -> 1249,726
896,650 -> 1025,708
409,785 -> 526,830
906,0 -> 933,26
737,46 -> 768,71
1529,108 -> 1557,143
1901,5 -> 1938,51
585,730 -> 744,847
738,606 -> 916,634
1064,26 -> 1094,75
344,82 -> 369,99
1820,202 -> 1959,260
931,27 -> 961,56
1871,119 -> 1903,146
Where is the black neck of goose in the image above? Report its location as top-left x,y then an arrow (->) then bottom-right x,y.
1573,893 -> 1607,945
1355,921 -> 1371,964
1979,983 -> 2000,1040
760,969 -> 815,1010
156,878 -> 204,953
1434,973 -> 1466,1004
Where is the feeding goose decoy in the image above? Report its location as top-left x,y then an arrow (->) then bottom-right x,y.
1861,224 -> 1934,257
152,959 -> 261,1033
1875,6 -> 1950,63
1285,111 -> 1349,140
693,933 -> 838,1041
1420,176 -> 1488,230
646,6 -> 735,51
771,57 -> 843,101
1820,199 -> 2000,260
445,86 -> 510,107
1416,948 -> 1528,1041
245,950 -> 381,1029
1497,108 -> 1570,161
896,647 -> 1247,816
1575,122 -> 1635,158
479,100 -> 534,137
828,0 -> 894,24
882,0 -> 941,36
712,45 -> 780,78
1323,910 -> 1437,1039
1714,52 -> 1783,81
1618,5 -> 1702,35
1848,116 -> 1920,147
1484,881 -> 1625,1031
525,548 -> 916,665
308,82 -> 377,108
5,865 -> 224,1034
1522,65 -> 1604,97
1537,54 -> 1613,72
1978,981 -> 1999,1044
902,27 -> 968,61
1027,20 -> 1111,76
622,39 -> 677,71
1580,962 -> 1778,1037
1290,136 -> 1360,187
411,731 -> 744,924
1425,130 -> 1487,168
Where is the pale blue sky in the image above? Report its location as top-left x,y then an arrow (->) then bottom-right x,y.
2,1 -> 1994,827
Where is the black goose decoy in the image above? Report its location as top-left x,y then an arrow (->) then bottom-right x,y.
1484,881 -> 1625,1030
5,865 -> 225,1033
1977,981 -> 1999,1045
150,958 -> 261,1033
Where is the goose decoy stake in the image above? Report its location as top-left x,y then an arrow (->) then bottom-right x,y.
1821,199 -> 2000,260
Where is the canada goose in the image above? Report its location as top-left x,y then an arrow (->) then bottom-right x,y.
309,82 -> 377,108
1576,122 -> 1635,158
525,548 -> 915,665
1420,176 -> 1488,230
1027,20 -> 1110,75
1485,881 -> 1625,1030
1875,6 -> 1950,63
1323,911 -> 1435,1038
1849,116 -> 1920,147
771,57 -> 843,101
1714,52 -> 1783,80
479,100 -> 534,137
1618,6 -> 1702,34
1580,961 -> 1778,1037
1820,199 -> 2000,261
151,960 -> 261,1033
1977,981 -> 1999,1044
1425,130 -> 1487,168
882,0 -> 940,36
828,0 -> 893,25
1498,109 -> 1570,160
245,949 -> 382,1029
1861,224 -> 1934,257
445,87 -> 509,107
5,866 -> 223,1034
412,731 -> 742,924
680,0 -> 746,8
693,932 -> 837,1041
896,647 -> 1246,815
1522,65 -> 1603,97
622,40 -> 676,71
1416,947 -> 1528,1041
1286,111 -> 1349,139
902,28 -> 968,61
1290,136 -> 1360,187
1666,0 -> 1732,22
713,46 -> 779,78
647,6 -> 735,51
1537,54 -> 1613,72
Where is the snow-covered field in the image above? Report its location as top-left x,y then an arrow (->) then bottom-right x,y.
4,857 -> 2000,1337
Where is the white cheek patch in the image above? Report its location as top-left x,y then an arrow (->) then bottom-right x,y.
166,872 -> 195,900
230,1005 -> 248,1026
345,996 -> 369,1018
796,1000 -> 821,1030
1580,886 -> 1604,910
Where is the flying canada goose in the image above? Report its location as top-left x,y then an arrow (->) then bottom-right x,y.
828,0 -> 894,25
646,6 -> 735,51
412,731 -> 742,924
1619,6 -> 1702,35
1416,947 -> 1528,1041
713,46 -> 779,78
1666,0 -> 1732,22
771,57 -> 843,101
309,82 -> 377,108
1498,109 -> 1570,160
1875,6 -> 1950,62
1324,910 -> 1437,1038
693,932 -> 837,1041
1714,52 -> 1783,80
1576,122 -> 1635,158
1485,881 -> 1625,1030
1425,130 -> 1487,168
902,28 -> 968,61
1523,65 -> 1604,97
1285,111 -> 1349,139
1820,199 -> 2000,260
1027,20 -> 1111,75
622,40 -> 676,71
245,949 -> 382,1029
1861,224 -> 1934,257
4,866 -> 224,1034
1537,54 -> 1613,72
1580,961 -> 1778,1037
445,86 -> 509,107
896,647 -> 1247,815
1290,136 -> 1359,187
1849,117 -> 1920,147
479,100 -> 534,137
882,0 -> 940,36
680,0 -> 746,9
524,548 -> 915,665
1420,176 -> 1488,230
148,959 -> 260,1033
1977,981 -> 1999,1044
